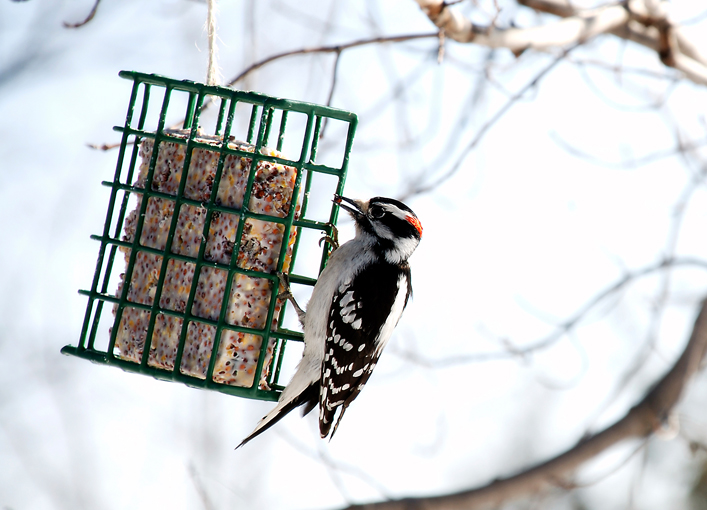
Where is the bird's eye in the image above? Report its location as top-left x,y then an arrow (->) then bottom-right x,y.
369,205 -> 385,219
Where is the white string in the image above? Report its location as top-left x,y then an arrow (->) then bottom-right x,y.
206,0 -> 221,86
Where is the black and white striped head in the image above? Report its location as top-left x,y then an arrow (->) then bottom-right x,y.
335,195 -> 423,264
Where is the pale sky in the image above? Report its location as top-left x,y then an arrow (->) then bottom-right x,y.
1,2 -> 707,510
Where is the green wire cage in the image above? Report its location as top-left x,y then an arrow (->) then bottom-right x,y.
61,71 -> 358,402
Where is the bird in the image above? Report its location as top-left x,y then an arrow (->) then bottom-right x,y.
238,195 -> 423,447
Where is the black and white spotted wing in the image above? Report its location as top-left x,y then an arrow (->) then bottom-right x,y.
319,260 -> 412,438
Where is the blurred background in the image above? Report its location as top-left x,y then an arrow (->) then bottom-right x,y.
1,1 -> 707,509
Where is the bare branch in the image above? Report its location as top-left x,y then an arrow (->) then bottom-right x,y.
582,163 -> 704,430
668,52 -> 707,86
521,257 -> 707,353
87,141 -> 124,151
319,50 -> 343,140
550,131 -> 707,169
413,0 -> 707,86
163,32 -> 438,132
277,429 -> 393,500
63,0 -> 101,28
522,0 -> 707,67
188,464 -> 216,510
392,257 -> 707,369
402,45 -> 575,199
416,0 -> 630,52
226,33 -> 438,88
566,57 -> 678,81
341,297 -> 707,510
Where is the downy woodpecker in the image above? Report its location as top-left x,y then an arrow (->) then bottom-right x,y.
238,195 -> 422,446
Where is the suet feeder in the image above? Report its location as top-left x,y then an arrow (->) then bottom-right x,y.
62,71 -> 358,401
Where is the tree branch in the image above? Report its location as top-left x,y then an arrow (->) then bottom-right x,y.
63,0 -> 101,28
416,0 -> 630,52
401,44 -> 575,199
550,131 -> 707,169
414,0 -> 707,86
160,33 -> 438,133
225,33 -> 438,87
342,297 -> 707,510
521,0 -> 707,66
391,257 -> 707,369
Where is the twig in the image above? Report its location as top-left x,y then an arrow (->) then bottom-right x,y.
392,257 -> 707,369
166,32 -> 437,131
437,30 -> 446,63
63,0 -> 101,28
583,172 -> 702,430
319,50 -> 343,140
87,142 -> 124,151
389,345 -> 527,369
226,33 -> 439,87
550,131 -> 707,169
574,58 -> 678,113
566,57 -> 677,81
188,464 -> 215,510
402,46 -> 575,199
277,429 -> 393,500
520,257 -> 707,354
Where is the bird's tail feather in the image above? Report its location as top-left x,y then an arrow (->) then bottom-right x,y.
236,383 -> 318,448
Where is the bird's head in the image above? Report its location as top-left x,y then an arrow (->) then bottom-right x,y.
334,195 -> 422,264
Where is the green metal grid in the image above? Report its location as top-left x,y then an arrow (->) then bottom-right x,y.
61,71 -> 358,402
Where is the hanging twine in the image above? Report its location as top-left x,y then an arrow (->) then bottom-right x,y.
206,0 -> 221,86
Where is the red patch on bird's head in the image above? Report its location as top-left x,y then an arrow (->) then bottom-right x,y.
406,215 -> 423,237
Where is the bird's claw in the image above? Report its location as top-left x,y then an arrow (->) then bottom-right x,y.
276,272 -> 292,299
318,223 -> 340,252
275,271 -> 306,325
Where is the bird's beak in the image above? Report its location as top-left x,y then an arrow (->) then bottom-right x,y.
333,195 -> 364,218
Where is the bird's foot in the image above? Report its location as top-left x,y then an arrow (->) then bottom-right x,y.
318,223 -> 340,252
276,272 -> 306,324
